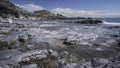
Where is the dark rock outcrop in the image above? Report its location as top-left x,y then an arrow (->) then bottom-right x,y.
0,0 -> 65,20
63,38 -> 75,45
0,0 -> 29,18
18,37 -> 26,43
0,40 -> 15,50
18,50 -> 58,68
75,19 -> 103,24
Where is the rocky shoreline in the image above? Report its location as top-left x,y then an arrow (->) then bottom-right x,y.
64,19 -> 103,24
0,0 -> 119,68
0,19 -> 120,68
0,0 -> 104,22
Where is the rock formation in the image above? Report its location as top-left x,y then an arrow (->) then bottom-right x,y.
0,0 -> 65,20
34,10 -> 65,20
0,0 -> 28,19
74,19 -> 103,24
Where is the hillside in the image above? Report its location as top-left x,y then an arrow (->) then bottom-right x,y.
34,10 -> 65,20
0,0 -> 65,20
0,0 -> 31,19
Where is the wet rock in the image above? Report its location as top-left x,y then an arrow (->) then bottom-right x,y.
0,40 -> 15,50
38,55 -> 58,68
59,56 -> 120,68
17,50 -> 58,68
27,34 -> 32,40
110,34 -> 120,37
18,36 -> 26,43
63,38 -> 75,45
75,19 -> 103,24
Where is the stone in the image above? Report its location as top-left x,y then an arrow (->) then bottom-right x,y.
17,50 -> 58,68
75,19 -> 103,24
63,38 -> 75,45
18,36 -> 26,43
0,40 -> 15,50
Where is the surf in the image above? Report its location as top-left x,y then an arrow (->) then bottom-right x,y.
103,21 -> 120,25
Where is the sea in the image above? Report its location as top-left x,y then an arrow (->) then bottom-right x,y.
96,18 -> 120,25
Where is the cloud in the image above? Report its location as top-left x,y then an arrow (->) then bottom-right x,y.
15,4 -> 120,18
16,4 -> 44,12
52,8 -> 120,18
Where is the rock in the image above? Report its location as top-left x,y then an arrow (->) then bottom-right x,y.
75,19 -> 103,24
17,50 -> 58,68
18,36 -> 26,43
34,10 -> 56,17
0,0 -> 27,18
110,34 -> 120,37
63,38 -> 75,45
0,40 -> 15,50
34,10 -> 65,20
94,20 -> 103,23
7,63 -> 21,68
0,0 -> 65,20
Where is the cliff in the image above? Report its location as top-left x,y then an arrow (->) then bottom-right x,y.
0,0 -> 29,19
0,0 -> 65,20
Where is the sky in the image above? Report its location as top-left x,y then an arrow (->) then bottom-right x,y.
11,0 -> 120,18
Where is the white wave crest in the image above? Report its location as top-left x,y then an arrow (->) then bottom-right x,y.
103,21 -> 120,25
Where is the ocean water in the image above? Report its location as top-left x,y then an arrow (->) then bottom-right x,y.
97,18 -> 120,22
0,18 -> 120,67
96,18 -> 120,25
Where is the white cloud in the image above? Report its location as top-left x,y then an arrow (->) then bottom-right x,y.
16,4 -> 44,12
15,4 -> 120,18
52,8 -> 120,18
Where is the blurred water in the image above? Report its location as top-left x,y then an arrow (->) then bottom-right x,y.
0,19 -> 120,58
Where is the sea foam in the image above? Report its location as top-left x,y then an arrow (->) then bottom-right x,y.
103,21 -> 120,25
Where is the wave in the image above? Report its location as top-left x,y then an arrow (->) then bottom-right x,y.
103,21 -> 120,26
